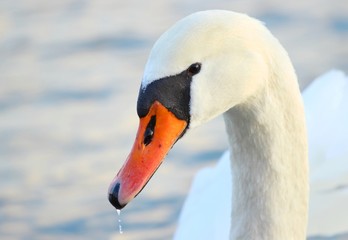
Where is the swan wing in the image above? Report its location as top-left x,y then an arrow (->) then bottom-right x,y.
304,70 -> 348,236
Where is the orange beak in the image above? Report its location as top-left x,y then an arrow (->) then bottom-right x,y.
108,101 -> 187,209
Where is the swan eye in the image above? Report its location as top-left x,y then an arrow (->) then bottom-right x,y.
187,63 -> 201,76
144,115 -> 156,146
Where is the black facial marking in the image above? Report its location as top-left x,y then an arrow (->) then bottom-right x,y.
144,115 -> 156,146
137,63 -> 202,128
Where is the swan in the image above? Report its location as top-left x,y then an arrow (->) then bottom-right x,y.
108,10 -> 309,239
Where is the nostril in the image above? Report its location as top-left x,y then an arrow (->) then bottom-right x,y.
143,115 -> 156,146
108,182 -> 125,209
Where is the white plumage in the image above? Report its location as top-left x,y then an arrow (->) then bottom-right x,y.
137,10 -> 348,239
174,70 -> 348,239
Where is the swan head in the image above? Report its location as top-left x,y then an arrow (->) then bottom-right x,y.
108,10 -> 272,209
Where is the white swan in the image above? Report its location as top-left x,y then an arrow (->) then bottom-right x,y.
174,70 -> 348,240
109,10 -> 310,239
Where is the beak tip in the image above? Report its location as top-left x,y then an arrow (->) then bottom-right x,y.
108,182 -> 126,210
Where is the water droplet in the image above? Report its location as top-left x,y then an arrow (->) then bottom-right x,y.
116,209 -> 123,234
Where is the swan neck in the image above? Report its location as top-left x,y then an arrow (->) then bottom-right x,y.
223,75 -> 308,239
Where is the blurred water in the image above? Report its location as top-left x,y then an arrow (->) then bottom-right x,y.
0,1 -> 347,239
